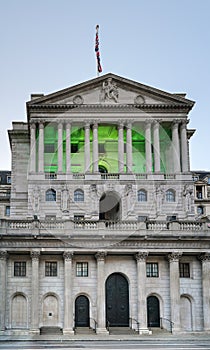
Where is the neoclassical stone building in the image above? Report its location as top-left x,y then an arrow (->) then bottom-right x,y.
0,73 -> 210,336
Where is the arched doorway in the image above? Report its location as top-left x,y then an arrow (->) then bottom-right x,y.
99,192 -> 121,221
106,273 -> 129,327
43,294 -> 59,327
75,295 -> 90,327
147,296 -> 160,327
11,294 -> 27,328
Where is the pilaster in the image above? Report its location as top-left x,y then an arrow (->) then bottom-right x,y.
95,251 -> 109,334
168,252 -> 182,333
153,120 -> 161,173
63,251 -> 74,334
199,253 -> 210,331
66,123 -> 71,173
58,122 -> 63,173
30,250 -> 40,334
29,123 -> 36,172
0,250 -> 8,333
135,251 -> 151,334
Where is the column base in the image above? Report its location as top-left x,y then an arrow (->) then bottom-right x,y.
29,328 -> 40,335
63,328 -> 74,335
138,328 -> 152,335
96,327 -> 109,335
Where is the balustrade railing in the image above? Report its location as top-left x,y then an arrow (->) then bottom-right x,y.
1,219 -> 209,234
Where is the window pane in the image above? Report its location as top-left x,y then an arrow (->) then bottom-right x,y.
146,263 -> 159,277
74,189 -> 84,202
14,262 -> 26,276
45,262 -> 57,276
76,262 -> 88,277
179,263 -> 190,278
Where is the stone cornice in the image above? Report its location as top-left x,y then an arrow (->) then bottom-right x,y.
28,103 -> 193,111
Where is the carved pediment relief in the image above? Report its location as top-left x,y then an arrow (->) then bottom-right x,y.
27,73 -> 195,110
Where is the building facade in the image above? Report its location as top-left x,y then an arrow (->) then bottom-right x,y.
0,73 -> 210,336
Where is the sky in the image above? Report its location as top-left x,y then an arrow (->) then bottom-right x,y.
0,0 -> 210,171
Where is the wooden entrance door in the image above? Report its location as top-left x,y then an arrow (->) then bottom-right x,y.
106,273 -> 129,327
147,296 -> 160,327
75,295 -> 90,327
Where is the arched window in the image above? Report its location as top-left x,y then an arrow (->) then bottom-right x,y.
166,189 -> 175,202
137,189 -> 147,202
197,206 -> 204,215
46,189 -> 56,202
74,189 -> 84,202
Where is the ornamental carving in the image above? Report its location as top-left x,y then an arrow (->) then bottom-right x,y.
135,251 -> 148,262
100,78 -> 119,103
95,251 -> 107,261
63,251 -> 74,261
73,95 -> 84,105
134,94 -> 145,104
0,250 -> 8,260
198,253 -> 210,262
168,252 -> 182,262
30,250 -> 40,260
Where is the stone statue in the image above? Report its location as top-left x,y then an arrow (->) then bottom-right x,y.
100,78 -> 119,103
155,185 -> 164,214
33,187 -> 40,213
61,186 -> 69,212
183,185 -> 193,213
90,184 -> 98,213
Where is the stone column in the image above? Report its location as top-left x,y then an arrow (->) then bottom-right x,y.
30,250 -> 40,334
172,121 -> 181,173
95,252 -> 108,334
145,121 -> 152,173
118,122 -> 124,173
168,252 -> 182,333
135,251 -> 150,334
38,122 -> 44,173
58,122 -> 63,173
126,122 -> 132,173
93,122 -> 99,173
180,120 -> 189,173
0,251 -> 8,333
199,253 -> 210,331
30,123 -> 36,172
63,251 -> 74,334
85,123 -> 91,173
153,120 -> 161,173
66,123 -> 71,173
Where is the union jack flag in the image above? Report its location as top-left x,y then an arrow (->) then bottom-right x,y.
95,25 -> 102,73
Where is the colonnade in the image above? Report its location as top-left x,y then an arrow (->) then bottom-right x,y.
1,250 -> 210,334
29,119 -> 189,174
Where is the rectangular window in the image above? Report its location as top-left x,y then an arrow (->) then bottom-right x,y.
74,215 -> 84,221
179,263 -> 190,278
44,143 -> 55,153
5,206 -> 10,216
146,263 -> 159,277
14,262 -> 26,277
7,175 -> 11,184
45,262 -> 57,277
98,143 -> 105,153
76,262 -> 88,277
71,144 -> 79,153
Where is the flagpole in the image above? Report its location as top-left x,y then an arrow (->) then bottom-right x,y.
95,25 -> 102,77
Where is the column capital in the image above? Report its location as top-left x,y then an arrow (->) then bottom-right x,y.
135,251 -> 148,262
126,120 -> 133,129
172,119 -> 180,127
95,251 -> 107,261
180,119 -> 189,128
145,119 -> 152,127
63,250 -> 74,261
153,118 -> 162,126
168,251 -> 182,262
0,250 -> 8,260
30,250 -> 40,261
85,122 -> 90,129
58,121 -> 63,128
118,120 -> 124,129
198,253 -> 210,262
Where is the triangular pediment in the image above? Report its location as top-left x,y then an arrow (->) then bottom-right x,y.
27,73 -> 195,110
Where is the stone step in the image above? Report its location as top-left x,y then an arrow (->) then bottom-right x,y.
108,327 -> 138,335
40,327 -> 63,335
75,327 -> 96,334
